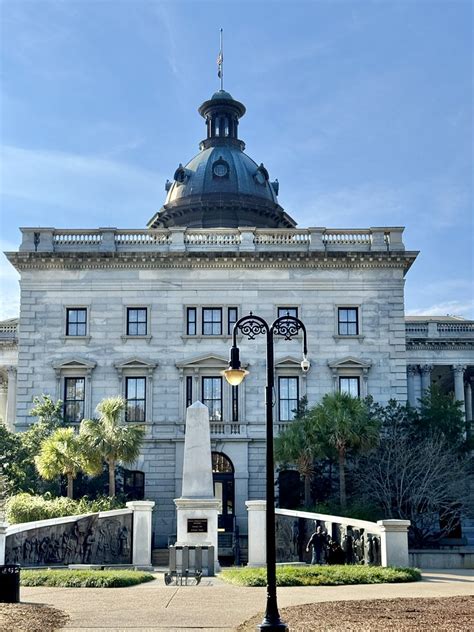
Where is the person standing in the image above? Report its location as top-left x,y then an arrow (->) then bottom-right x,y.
306,525 -> 326,564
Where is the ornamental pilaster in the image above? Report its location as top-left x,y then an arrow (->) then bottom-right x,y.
406,365 -> 418,406
420,364 -> 433,396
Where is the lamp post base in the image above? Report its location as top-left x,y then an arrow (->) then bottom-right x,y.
258,619 -> 289,631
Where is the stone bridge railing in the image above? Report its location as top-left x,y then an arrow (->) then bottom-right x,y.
246,502 -> 410,568
17,226 -> 406,254
0,501 -> 154,569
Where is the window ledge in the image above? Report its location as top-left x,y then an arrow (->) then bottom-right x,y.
121,335 -> 152,343
61,335 -> 91,343
333,334 -> 365,341
181,334 -> 232,340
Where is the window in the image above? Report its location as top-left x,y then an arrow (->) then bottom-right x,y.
202,308 -> 222,335
125,377 -> 146,422
279,377 -> 299,421
228,307 -> 238,335
232,386 -> 239,422
202,377 -> 222,421
186,376 -> 193,408
186,308 -> 197,335
339,377 -> 360,397
66,308 -> 87,336
123,470 -> 145,500
126,308 -> 147,336
64,377 -> 85,423
278,307 -> 298,319
338,308 -> 359,335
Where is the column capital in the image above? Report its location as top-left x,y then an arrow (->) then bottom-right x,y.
452,364 -> 467,374
407,364 -> 418,376
6,366 -> 17,377
420,364 -> 433,375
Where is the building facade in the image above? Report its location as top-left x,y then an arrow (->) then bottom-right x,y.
1,88 -> 473,548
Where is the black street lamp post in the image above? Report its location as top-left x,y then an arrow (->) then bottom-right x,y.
223,313 -> 309,632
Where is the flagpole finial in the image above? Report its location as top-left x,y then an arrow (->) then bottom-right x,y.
217,28 -> 224,91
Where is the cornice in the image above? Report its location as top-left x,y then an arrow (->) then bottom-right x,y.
5,250 -> 418,273
406,339 -> 474,350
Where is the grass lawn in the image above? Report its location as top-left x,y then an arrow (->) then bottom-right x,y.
20,569 -> 155,588
220,565 -> 421,587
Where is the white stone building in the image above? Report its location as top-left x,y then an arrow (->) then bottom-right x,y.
1,88 -> 473,552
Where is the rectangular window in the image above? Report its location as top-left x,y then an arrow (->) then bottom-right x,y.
64,377 -> 85,423
232,386 -> 239,422
278,377 -> 299,421
186,376 -> 193,408
127,308 -> 147,336
228,307 -> 238,335
202,308 -> 222,335
278,307 -> 298,319
338,308 -> 359,335
125,377 -> 146,422
339,377 -> 360,397
186,308 -> 197,336
66,308 -> 87,336
202,377 -> 222,421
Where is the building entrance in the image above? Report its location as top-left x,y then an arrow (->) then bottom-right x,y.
212,452 -> 234,532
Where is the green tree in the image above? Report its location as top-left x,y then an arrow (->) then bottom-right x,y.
416,386 -> 465,448
311,392 -> 380,510
35,427 -> 101,498
275,414 -> 321,507
80,397 -> 145,497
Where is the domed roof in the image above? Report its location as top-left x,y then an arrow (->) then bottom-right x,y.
147,89 -> 296,229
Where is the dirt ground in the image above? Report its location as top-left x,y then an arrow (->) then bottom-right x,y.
237,596 -> 474,632
0,603 -> 69,632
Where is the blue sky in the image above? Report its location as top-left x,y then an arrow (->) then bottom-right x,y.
0,0 -> 472,319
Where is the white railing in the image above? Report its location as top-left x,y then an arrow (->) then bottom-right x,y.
438,322 -> 474,333
184,230 -> 241,246
210,422 -> 242,435
322,230 -> 372,245
53,231 -> 102,246
19,226 -> 406,253
405,324 -> 429,335
115,231 -> 171,246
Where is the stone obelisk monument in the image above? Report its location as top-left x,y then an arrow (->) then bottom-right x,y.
174,401 -> 220,569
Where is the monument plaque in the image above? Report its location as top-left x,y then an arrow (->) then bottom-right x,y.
187,519 -> 208,533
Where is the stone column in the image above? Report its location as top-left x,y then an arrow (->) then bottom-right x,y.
5,367 -> 17,431
452,365 -> 466,420
420,364 -> 433,397
407,365 -> 417,407
0,379 -> 8,425
0,522 -> 7,565
464,379 -> 472,423
377,519 -> 411,567
126,501 -> 155,569
246,500 -> 266,567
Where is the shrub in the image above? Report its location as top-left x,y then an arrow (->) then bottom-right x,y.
20,569 -> 155,588
6,493 -> 125,524
220,565 -> 421,587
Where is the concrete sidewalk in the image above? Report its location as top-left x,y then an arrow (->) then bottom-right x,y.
20,570 -> 474,632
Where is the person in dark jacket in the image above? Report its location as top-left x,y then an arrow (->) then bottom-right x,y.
306,525 -> 326,564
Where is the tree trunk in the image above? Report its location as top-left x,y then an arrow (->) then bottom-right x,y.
108,459 -> 116,497
304,474 -> 312,507
338,449 -> 346,510
67,473 -> 74,499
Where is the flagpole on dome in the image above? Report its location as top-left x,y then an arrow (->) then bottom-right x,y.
218,28 -> 224,91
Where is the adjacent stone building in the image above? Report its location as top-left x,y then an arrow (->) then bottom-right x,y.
1,88 -> 473,550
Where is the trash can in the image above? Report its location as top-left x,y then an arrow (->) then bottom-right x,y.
0,565 -> 20,603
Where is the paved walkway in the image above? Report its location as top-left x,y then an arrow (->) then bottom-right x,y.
21,570 -> 474,632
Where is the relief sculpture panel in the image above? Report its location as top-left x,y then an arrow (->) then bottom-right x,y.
5,512 -> 133,566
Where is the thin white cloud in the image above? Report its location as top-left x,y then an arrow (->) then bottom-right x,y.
1,145 -> 162,225
406,300 -> 474,319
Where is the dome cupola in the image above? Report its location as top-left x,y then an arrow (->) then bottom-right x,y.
147,89 -> 296,229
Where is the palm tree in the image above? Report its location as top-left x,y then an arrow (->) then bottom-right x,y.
80,396 -> 145,497
311,392 -> 380,510
35,427 -> 101,498
275,415 -> 321,507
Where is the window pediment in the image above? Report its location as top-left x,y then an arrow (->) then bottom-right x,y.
274,356 -> 304,369
328,356 -> 372,370
114,357 -> 157,370
52,357 -> 96,371
176,353 -> 234,370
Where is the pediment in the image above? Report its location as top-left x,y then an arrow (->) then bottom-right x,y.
114,357 -> 157,370
328,356 -> 372,370
275,355 -> 304,368
52,357 -> 96,370
176,353 -> 229,369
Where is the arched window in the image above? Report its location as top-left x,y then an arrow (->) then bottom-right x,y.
212,452 -> 234,532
